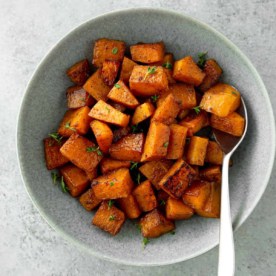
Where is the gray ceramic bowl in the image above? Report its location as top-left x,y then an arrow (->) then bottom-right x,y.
17,8 -> 275,266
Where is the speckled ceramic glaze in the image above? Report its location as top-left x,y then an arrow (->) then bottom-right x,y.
17,8 -> 275,266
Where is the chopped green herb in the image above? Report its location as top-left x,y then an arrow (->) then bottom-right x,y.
162,62 -> 173,70
232,91 -> 238,95
112,47 -> 118,54
160,200 -> 166,206
114,83 -> 121,89
197,51 -> 208,68
48,132 -> 63,145
130,161 -> 139,170
86,146 -> 103,156
110,181 -> 115,187
51,172 -> 59,184
65,121 -> 76,132
80,97 -> 86,102
137,173 -> 141,184
163,142 -> 169,148
105,106 -> 111,113
60,176 -> 68,193
193,106 -> 201,115
136,223 -> 142,232
109,215 -> 115,221
131,124 -> 142,134
108,200 -> 115,209
151,94 -> 159,103
142,237 -> 150,248
170,231 -> 176,235
143,66 -> 157,80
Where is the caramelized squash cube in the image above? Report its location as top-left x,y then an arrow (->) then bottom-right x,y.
210,112 -> 245,137
129,65 -> 168,96
141,122 -> 170,162
79,188 -> 102,211
118,194 -> 141,219
60,133 -> 102,172
85,168 -> 98,181
200,83 -> 241,117
83,69 -> 111,101
108,80 -> 139,109
89,100 -> 130,127
159,159 -> 196,198
66,59 -> 90,85
92,38 -> 126,67
119,56 -> 137,83
59,164 -> 90,197
90,120 -> 113,154
199,165 -> 222,183
66,86 -> 95,109
173,56 -> 205,86
92,201 -> 126,235
131,102 -> 155,125
100,158 -> 131,174
177,109 -> 190,120
186,136 -> 209,166
205,141 -> 224,165
133,180 -> 158,212
166,197 -> 194,220
92,168 -> 134,200
101,60 -> 120,86
140,209 -> 175,238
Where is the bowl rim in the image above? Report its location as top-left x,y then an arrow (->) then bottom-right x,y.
16,7 -> 276,266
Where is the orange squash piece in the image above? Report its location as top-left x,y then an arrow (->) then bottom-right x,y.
101,60 -> 120,86
131,102 -> 155,125
100,158 -> 131,174
199,165 -> 222,183
173,56 -> 205,86
166,197 -> 194,220
108,80 -> 139,109
66,86 -> 94,109
92,38 -> 126,67
85,168 -> 98,181
205,141 -> 224,165
79,188 -> 102,211
119,56 -> 137,83
60,133 -> 102,172
118,194 -> 141,219
113,126 -> 131,143
178,109 -> 190,120
92,168 -> 134,200
92,201 -> 126,235
129,65 -> 168,96
200,83 -> 241,117
90,120 -> 113,154
66,59 -> 90,85
89,100 -> 130,127
186,136 -> 209,166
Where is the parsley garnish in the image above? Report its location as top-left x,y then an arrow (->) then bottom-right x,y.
65,121 -> 76,132
232,91 -> 238,95
105,106 -> 111,113
193,106 -> 201,115
162,62 -> 173,70
136,223 -> 142,232
170,231 -> 176,235
80,97 -> 86,102
112,47 -> 118,54
137,173 -> 141,184
109,215 -> 115,221
51,172 -> 59,184
60,176 -> 68,193
114,83 -> 121,89
49,132 -> 63,145
86,146 -> 103,156
108,200 -> 114,209
131,124 -> 142,134
151,95 -> 159,103
143,66 -> 157,80
142,237 -> 150,248
110,181 -> 115,187
130,161 -> 139,170
197,52 -> 208,68
163,142 -> 169,148
160,200 -> 166,206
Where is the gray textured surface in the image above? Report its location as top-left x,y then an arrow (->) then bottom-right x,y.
1,0 -> 276,275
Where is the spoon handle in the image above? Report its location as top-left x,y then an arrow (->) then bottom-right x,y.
218,154 -> 235,276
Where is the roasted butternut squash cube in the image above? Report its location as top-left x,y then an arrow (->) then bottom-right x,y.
130,42 -> 165,64
108,80 -> 139,109
152,94 -> 180,125
199,59 -> 223,92
131,102 -> 155,125
129,65 -> 168,96
179,110 -> 209,137
159,159 -> 196,198
199,165 -> 222,183
118,194 -> 141,219
90,120 -> 113,154
133,180 -> 157,212
210,112 -> 245,137
139,160 -> 172,190
83,69 -> 111,101
197,182 -> 221,218
60,133 -> 102,172
66,59 -> 90,85
186,136 -> 209,166
157,83 -> 196,110
101,60 -> 120,86
66,86 -> 95,109
182,180 -> 211,211
44,138 -> 69,170
173,56 -> 205,86
92,168 -> 134,200
140,209 -> 175,238
109,133 -> 145,162
59,164 -> 90,197
205,141 -> 224,165
119,56 -> 137,83
85,168 -> 98,181
92,38 -> 126,67
58,106 -> 92,137
200,83 -> 241,117
79,188 -> 101,211
166,124 -> 188,159
89,100 -> 130,127
141,122 -> 170,162
92,201 -> 126,235
166,197 -> 194,220
113,126 -> 130,142
100,158 -> 131,174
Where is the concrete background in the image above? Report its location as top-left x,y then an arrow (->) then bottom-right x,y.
1,0 -> 275,275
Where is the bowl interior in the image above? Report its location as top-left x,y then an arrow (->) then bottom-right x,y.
17,8 -> 275,266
